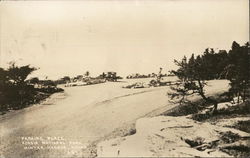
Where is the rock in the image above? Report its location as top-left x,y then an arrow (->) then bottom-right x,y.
97,116 -> 249,157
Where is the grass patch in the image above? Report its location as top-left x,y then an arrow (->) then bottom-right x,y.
185,137 -> 204,148
163,99 -> 206,117
192,101 -> 250,122
220,145 -> 250,157
219,131 -> 241,144
233,120 -> 250,133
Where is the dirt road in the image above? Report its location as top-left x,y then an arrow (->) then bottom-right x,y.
0,81 -> 174,158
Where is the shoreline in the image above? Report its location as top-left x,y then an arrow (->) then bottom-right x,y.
0,92 -> 67,122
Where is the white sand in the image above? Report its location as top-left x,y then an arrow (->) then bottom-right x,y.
0,80 -> 173,157
0,79 -> 230,157
97,115 -> 249,157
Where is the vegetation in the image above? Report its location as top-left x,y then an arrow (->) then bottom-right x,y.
126,73 -> 168,79
0,63 -> 63,113
100,72 -> 122,82
168,41 -> 250,113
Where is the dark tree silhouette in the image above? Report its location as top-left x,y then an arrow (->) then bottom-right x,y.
29,77 -> 39,85
7,63 -> 36,85
85,71 -> 90,77
61,76 -> 71,83
169,41 -> 250,114
0,63 -> 63,112
169,53 -> 219,113
225,42 -> 250,102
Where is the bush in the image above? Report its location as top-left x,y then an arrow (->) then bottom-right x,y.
0,63 -> 64,113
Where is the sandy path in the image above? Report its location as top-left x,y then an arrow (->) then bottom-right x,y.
0,81 -> 173,158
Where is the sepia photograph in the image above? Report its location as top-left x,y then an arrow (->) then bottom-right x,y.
0,0 -> 249,157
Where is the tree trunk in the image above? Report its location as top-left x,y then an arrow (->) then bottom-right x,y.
197,80 -> 218,114
237,91 -> 240,104
242,87 -> 246,102
212,101 -> 218,114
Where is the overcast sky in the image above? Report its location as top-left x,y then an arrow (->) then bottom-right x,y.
0,0 -> 249,79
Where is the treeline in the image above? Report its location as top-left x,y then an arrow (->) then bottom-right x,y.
170,41 -> 250,112
0,63 -> 63,113
126,73 -> 168,79
56,71 -> 123,85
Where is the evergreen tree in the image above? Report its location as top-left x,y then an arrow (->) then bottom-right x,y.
169,41 -> 250,113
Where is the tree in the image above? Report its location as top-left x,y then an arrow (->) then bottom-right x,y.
76,75 -> 83,80
29,77 -> 39,85
0,68 -> 8,85
0,63 -> 64,112
61,76 -> 71,83
85,71 -> 90,77
169,41 -> 250,114
7,63 -> 36,85
0,63 -> 37,110
224,42 -> 250,102
169,52 -> 219,113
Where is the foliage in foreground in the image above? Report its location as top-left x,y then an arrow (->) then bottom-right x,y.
168,41 -> 250,113
0,63 -> 63,113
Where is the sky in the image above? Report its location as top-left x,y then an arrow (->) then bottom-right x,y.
0,0 -> 249,79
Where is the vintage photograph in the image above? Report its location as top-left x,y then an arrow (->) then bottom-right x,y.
0,0 -> 249,157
